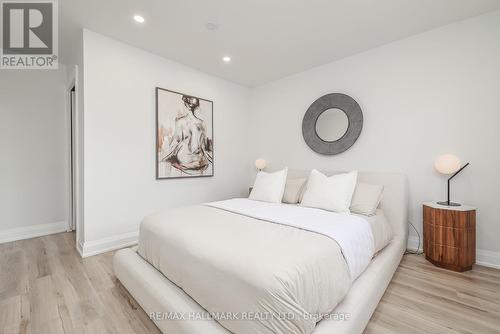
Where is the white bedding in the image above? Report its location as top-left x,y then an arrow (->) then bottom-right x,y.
206,198 -> 374,280
359,209 -> 393,254
138,199 -> 376,334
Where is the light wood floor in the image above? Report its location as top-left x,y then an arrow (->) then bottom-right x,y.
1,232 -> 499,334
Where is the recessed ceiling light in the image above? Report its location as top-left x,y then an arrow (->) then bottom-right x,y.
222,56 -> 231,63
133,15 -> 145,23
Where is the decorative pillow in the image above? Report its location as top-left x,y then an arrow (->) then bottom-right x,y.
282,178 -> 307,204
249,168 -> 288,203
350,183 -> 384,216
300,169 -> 358,213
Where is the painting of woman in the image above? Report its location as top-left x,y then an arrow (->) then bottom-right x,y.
156,88 -> 213,178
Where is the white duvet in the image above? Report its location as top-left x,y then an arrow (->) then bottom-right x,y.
206,199 -> 374,280
138,199 -> 375,334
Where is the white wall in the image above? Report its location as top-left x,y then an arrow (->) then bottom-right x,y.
250,11 -> 500,255
0,68 -> 68,241
81,30 -> 253,252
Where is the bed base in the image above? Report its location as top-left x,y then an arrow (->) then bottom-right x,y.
114,237 -> 405,334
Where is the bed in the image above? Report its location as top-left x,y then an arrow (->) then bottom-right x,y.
114,170 -> 408,334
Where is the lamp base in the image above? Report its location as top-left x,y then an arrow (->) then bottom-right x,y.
437,201 -> 461,207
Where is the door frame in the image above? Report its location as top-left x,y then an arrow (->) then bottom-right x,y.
65,65 -> 82,251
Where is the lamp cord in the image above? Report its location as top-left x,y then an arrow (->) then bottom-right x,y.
405,221 -> 423,255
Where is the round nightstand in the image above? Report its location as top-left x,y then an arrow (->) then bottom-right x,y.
423,202 -> 476,272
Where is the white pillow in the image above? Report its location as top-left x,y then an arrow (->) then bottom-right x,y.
249,168 -> 288,203
300,170 -> 358,213
282,178 -> 307,204
350,183 -> 384,216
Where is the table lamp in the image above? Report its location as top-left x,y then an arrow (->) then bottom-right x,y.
255,158 -> 266,171
434,154 -> 469,206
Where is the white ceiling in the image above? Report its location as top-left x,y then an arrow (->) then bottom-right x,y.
60,0 -> 500,86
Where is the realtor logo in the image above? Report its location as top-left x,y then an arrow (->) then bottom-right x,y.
1,0 -> 58,69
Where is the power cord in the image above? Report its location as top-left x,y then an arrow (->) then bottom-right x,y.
405,221 -> 423,255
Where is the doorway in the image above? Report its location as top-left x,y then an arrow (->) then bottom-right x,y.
66,65 -> 82,253
68,85 -> 76,232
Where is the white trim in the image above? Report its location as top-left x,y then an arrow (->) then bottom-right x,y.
65,72 -> 76,233
81,231 -> 138,258
76,239 -> 84,257
65,65 -> 81,240
0,222 -> 67,244
407,235 -> 500,269
66,65 -> 82,251
477,249 -> 500,269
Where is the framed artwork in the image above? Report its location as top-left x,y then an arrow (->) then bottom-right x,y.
156,87 -> 214,179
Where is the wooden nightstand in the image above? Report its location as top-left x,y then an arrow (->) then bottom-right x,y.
423,202 -> 476,272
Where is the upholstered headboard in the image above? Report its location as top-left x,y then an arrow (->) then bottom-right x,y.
287,170 -> 409,243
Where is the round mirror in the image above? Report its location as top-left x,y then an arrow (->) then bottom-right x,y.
315,108 -> 349,142
302,93 -> 363,155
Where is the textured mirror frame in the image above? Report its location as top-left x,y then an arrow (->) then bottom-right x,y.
302,93 -> 363,155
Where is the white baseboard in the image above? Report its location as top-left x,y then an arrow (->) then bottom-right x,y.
406,235 -> 500,269
76,239 -> 84,257
81,231 -> 138,258
476,249 -> 500,269
0,221 -> 68,244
